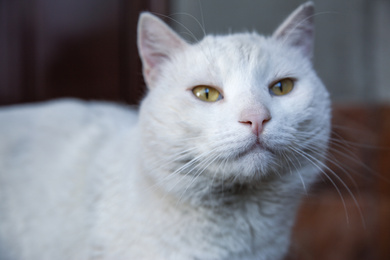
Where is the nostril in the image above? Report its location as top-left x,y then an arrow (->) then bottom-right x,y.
239,114 -> 271,135
263,117 -> 271,125
239,120 -> 253,126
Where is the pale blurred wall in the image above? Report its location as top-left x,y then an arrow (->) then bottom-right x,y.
169,0 -> 390,103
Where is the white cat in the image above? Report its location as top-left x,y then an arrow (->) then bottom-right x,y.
0,2 -> 331,260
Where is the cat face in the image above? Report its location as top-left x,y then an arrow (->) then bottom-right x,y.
137,3 -> 330,189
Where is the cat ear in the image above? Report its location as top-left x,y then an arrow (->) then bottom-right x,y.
272,2 -> 315,58
137,13 -> 188,87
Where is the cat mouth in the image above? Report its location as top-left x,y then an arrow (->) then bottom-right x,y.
234,139 -> 268,159
248,141 -> 266,154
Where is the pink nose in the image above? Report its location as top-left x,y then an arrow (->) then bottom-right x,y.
239,111 -> 271,136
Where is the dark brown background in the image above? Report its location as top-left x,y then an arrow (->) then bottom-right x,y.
0,0 -> 166,105
0,1 -> 389,259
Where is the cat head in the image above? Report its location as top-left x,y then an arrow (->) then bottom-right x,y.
137,2 -> 331,198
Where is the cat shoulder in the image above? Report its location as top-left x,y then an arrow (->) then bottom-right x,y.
0,98 -> 138,131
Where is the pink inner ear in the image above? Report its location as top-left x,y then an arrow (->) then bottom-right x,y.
272,2 -> 314,58
140,32 -> 183,70
142,45 -> 170,74
139,33 -> 175,84
137,13 -> 188,86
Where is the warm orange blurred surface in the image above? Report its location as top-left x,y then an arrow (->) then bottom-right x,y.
287,105 -> 390,260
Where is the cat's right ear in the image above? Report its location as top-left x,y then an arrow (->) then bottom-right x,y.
272,2 -> 315,58
137,13 -> 188,88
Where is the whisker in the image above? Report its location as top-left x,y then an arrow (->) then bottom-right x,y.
177,152 -> 223,204
154,13 -> 202,42
297,143 -> 362,193
290,145 -> 366,227
147,145 -> 199,172
289,146 -> 351,224
161,145 -> 223,196
197,0 -> 206,38
282,150 -> 308,193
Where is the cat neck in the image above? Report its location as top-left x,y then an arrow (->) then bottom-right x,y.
137,159 -> 302,210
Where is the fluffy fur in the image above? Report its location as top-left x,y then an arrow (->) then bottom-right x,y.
0,2 -> 330,260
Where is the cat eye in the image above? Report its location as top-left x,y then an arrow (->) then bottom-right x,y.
192,85 -> 223,102
269,78 -> 294,96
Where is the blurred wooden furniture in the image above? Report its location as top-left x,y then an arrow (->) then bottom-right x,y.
0,0 -> 168,106
287,105 -> 390,260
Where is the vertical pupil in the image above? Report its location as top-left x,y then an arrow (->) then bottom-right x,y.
277,82 -> 283,92
205,88 -> 209,99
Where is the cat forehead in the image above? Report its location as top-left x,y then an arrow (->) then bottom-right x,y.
192,32 -> 304,67
197,33 -> 265,57
183,33 -> 307,80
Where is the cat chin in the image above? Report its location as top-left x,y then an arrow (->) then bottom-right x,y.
210,145 -> 279,181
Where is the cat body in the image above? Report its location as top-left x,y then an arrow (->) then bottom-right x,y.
0,2 -> 331,260
0,100 -> 300,260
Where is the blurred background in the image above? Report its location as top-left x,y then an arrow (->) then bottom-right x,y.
0,0 -> 389,259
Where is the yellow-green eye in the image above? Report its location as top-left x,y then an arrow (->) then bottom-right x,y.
269,78 -> 294,96
192,85 -> 223,102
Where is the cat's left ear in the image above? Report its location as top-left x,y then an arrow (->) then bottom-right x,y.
137,13 -> 188,87
272,2 -> 315,58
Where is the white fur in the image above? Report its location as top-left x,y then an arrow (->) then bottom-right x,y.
0,2 -> 330,260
